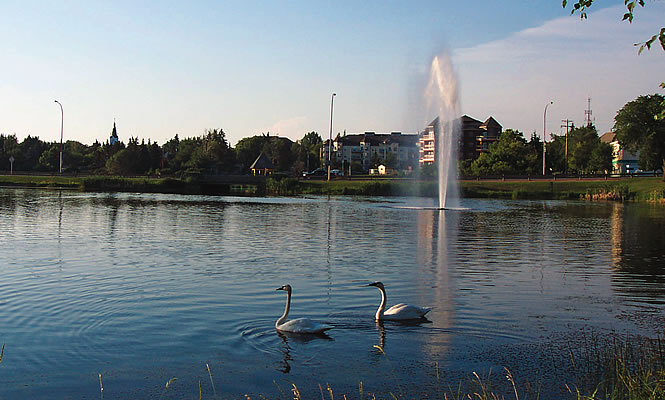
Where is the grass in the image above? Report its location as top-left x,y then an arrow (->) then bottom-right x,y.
1,335 -> 664,399
2,174 -> 664,202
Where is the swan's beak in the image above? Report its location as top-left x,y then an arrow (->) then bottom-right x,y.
276,287 -> 284,291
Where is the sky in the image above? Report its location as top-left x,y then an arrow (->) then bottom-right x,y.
1,1 -> 663,146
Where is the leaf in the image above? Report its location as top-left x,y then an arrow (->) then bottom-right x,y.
562,0 -> 568,7
622,13 -> 631,21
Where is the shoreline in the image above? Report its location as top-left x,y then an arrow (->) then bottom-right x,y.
0,174 -> 663,202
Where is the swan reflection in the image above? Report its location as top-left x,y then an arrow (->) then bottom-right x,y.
275,330 -> 333,374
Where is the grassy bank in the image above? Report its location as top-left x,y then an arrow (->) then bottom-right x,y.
0,175 -> 198,194
2,174 -> 664,202
294,177 -> 665,202
460,178 -> 665,202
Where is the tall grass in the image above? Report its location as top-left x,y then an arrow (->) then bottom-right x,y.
569,335 -> 665,399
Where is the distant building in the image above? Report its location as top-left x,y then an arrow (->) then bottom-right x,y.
323,131 -> 419,172
110,122 -> 120,145
419,115 -> 503,166
600,131 -> 639,174
250,152 -> 274,176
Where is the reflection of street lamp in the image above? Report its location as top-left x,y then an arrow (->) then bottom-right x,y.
327,93 -> 336,181
54,100 -> 64,174
543,101 -> 553,176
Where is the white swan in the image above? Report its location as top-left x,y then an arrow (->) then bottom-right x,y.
275,284 -> 332,334
367,281 -> 431,321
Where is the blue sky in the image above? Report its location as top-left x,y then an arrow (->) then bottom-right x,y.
1,1 -> 663,146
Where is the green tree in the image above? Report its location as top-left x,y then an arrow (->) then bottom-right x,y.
546,134 -> 567,174
18,136 -> 49,171
469,129 -> 540,176
1,134 -> 19,171
588,141 -> 613,173
567,125 -> 599,173
613,94 -> 665,179
295,131 -> 322,172
185,129 -> 235,175
563,0 -> 664,54
38,144 -> 60,171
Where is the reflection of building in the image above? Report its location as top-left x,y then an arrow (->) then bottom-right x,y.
322,131 -> 419,172
419,115 -> 502,166
600,131 -> 639,174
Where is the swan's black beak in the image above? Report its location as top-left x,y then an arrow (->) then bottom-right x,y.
276,287 -> 284,291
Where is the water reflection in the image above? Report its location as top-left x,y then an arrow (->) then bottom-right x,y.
610,203 -> 665,303
417,209 -> 455,360
276,331 -> 333,374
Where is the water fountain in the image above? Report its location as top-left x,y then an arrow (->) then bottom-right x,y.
425,52 -> 461,210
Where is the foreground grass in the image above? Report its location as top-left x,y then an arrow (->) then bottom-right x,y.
1,333 -> 663,399
119,336 -> 665,399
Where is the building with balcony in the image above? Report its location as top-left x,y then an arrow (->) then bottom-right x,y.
419,115 -> 502,166
322,131 -> 419,173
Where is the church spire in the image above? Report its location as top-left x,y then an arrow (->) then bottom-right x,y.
110,120 -> 119,145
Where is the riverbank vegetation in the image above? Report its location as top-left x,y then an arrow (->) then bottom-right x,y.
1,174 -> 664,203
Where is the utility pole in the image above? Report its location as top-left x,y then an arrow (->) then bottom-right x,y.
327,93 -> 336,181
561,119 -> 573,174
543,101 -> 553,176
54,100 -> 64,174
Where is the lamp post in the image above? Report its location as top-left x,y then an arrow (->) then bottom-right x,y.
54,100 -> 63,174
327,92 -> 336,181
543,101 -> 553,176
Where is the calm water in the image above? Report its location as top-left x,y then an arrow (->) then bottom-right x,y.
1,188 -> 664,399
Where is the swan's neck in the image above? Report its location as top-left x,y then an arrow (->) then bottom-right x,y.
276,290 -> 291,328
375,287 -> 387,320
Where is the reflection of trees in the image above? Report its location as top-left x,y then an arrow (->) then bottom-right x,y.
611,203 -> 665,301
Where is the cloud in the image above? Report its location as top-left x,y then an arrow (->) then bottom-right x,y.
262,116 -> 310,142
453,4 -> 664,136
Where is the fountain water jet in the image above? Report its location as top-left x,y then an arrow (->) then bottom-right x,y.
425,52 -> 461,210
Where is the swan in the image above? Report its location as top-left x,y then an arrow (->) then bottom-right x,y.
275,284 -> 332,334
367,281 -> 431,321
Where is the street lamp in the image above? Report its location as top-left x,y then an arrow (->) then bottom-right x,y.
327,92 -> 336,181
54,100 -> 64,174
543,101 -> 553,176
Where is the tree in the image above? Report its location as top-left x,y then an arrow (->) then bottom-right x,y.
568,125 -> 599,173
588,141 -> 613,173
613,94 -> 665,179
563,0 -> 664,54
295,131 -> 322,172
467,129 -> 540,176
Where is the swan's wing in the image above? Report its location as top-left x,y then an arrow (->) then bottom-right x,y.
384,304 -> 431,320
276,318 -> 332,334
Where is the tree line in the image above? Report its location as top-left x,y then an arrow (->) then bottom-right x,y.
2,94 -> 663,179
459,125 -> 614,177
0,129 -> 324,178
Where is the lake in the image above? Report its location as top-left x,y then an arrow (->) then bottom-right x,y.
1,188 -> 664,399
